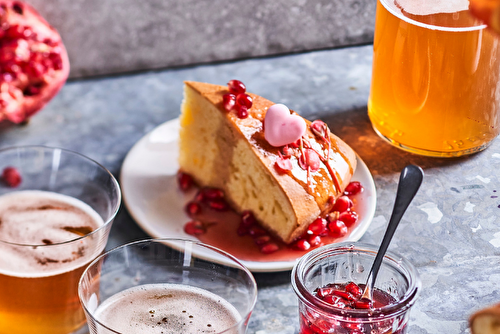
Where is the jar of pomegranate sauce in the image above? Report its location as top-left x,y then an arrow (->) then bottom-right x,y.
291,242 -> 420,334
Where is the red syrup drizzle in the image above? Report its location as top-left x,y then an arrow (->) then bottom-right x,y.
178,172 -> 365,262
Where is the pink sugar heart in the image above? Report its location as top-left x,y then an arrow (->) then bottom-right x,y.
264,104 -> 306,147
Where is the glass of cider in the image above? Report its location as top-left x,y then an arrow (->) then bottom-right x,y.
368,0 -> 500,157
78,238 -> 258,334
0,145 -> 121,334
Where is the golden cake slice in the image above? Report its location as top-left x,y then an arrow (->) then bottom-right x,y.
178,81 -> 357,244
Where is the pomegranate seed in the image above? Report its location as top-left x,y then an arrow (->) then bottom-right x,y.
177,171 -> 194,191
202,188 -> 225,200
275,156 -> 292,173
354,299 -> 373,309
49,52 -> 63,70
2,166 -> 21,187
307,235 -> 321,247
248,225 -> 267,237
0,50 -> 13,63
208,199 -> 228,211
43,38 -> 58,47
344,181 -> 363,196
316,287 -> 334,298
338,211 -> 358,227
254,235 -> 271,245
345,282 -> 362,298
293,239 -> 311,251
331,299 -> 347,309
1,72 -> 13,82
327,220 -> 347,238
185,201 -> 201,216
260,242 -> 279,254
183,220 -> 206,235
23,85 -> 40,96
322,295 -> 340,305
222,93 -> 236,111
5,25 -> 24,39
236,105 -> 249,119
25,60 -> 45,79
227,79 -> 246,95
3,62 -> 20,73
331,196 -> 353,213
236,93 -> 253,108
194,190 -> 205,202
307,217 -> 327,235
241,210 -> 256,227
331,290 -> 354,301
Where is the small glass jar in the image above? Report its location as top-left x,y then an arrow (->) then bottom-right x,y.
292,242 -> 420,334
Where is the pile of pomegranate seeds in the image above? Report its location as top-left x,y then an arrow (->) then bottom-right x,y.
237,210 -> 279,254
291,185 -> 362,251
222,79 -> 253,119
314,282 -> 373,309
178,171 -> 363,255
1,166 -> 21,187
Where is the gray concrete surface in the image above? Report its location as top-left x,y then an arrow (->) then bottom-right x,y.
24,0 -> 376,78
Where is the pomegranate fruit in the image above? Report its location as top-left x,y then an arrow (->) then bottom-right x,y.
0,1 -> 69,124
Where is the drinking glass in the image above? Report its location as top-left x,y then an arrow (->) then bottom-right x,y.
292,242 -> 420,334
78,238 -> 258,334
368,0 -> 500,157
0,145 -> 121,334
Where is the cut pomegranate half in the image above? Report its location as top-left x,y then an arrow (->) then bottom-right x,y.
0,1 -> 69,124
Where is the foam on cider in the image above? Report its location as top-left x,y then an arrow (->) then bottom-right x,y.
94,284 -> 242,334
394,0 -> 469,16
387,0 -> 483,29
0,190 -> 104,278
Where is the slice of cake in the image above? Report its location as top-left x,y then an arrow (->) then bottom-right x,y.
178,80 -> 357,244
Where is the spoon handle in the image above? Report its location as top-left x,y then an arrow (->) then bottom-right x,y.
365,165 -> 424,297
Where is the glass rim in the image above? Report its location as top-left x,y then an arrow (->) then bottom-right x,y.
380,0 -> 487,32
0,145 -> 121,248
78,238 -> 258,334
291,241 -> 421,319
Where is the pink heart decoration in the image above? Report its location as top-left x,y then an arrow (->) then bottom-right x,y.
264,104 -> 306,147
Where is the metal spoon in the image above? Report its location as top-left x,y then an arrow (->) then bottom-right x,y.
361,164 -> 424,302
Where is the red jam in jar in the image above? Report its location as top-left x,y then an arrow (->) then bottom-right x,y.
292,243 -> 421,334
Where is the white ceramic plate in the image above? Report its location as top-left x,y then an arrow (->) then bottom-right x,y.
120,118 -> 377,272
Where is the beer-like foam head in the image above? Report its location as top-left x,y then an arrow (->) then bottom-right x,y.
94,284 -> 242,333
394,0 -> 469,15
0,190 -> 104,277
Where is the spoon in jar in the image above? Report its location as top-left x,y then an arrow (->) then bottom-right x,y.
361,164 -> 424,303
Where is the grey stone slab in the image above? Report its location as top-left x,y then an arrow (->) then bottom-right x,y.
1,45 -> 499,334
23,0 -> 375,78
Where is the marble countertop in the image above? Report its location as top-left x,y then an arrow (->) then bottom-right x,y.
1,44 -> 499,334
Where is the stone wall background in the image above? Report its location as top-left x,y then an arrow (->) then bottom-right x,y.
25,0 -> 376,78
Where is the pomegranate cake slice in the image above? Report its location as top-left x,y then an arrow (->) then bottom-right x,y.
178,80 -> 357,244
